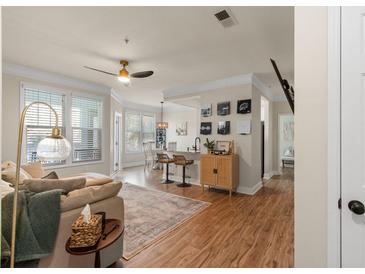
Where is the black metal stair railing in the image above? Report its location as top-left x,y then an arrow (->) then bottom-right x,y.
270,58 -> 294,113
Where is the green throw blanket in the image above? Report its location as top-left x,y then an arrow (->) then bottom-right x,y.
1,189 -> 62,267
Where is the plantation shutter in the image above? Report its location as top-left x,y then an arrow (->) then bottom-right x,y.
71,96 -> 103,162
142,115 -> 155,143
125,113 -> 141,153
23,88 -> 66,165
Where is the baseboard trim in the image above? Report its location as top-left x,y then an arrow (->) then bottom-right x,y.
237,180 -> 263,195
263,170 -> 280,179
123,161 -> 144,168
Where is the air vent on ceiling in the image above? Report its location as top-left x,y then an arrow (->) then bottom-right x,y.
214,8 -> 238,28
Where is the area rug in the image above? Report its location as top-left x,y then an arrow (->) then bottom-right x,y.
119,183 -> 210,260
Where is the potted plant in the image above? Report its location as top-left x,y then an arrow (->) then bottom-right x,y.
203,138 -> 215,154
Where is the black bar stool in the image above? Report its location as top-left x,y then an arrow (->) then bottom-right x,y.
173,154 -> 194,187
157,153 -> 175,184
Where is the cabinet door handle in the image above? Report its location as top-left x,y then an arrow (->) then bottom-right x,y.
213,168 -> 218,174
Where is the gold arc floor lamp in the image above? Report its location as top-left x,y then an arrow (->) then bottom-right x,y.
9,102 -> 71,268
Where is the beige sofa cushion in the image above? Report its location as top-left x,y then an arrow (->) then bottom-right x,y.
60,181 -> 122,212
23,177 -> 86,193
63,173 -> 114,187
2,166 -> 32,187
21,161 -> 44,178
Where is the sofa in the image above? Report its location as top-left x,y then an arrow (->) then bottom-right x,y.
1,161 -> 124,268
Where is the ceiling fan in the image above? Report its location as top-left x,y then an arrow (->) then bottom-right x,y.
84,60 -> 153,86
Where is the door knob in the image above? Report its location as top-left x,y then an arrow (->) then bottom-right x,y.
348,200 -> 365,215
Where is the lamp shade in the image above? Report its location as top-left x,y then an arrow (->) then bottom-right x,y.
37,136 -> 71,161
156,121 -> 168,129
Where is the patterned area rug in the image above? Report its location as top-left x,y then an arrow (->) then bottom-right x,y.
119,183 -> 210,260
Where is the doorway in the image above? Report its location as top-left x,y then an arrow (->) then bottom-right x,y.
114,112 -> 122,173
340,7 -> 365,267
278,114 -> 294,171
261,96 -> 270,178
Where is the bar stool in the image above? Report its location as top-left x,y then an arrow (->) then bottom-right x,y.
173,155 -> 194,187
157,153 -> 175,184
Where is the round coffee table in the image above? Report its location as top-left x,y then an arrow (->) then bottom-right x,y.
65,219 -> 124,268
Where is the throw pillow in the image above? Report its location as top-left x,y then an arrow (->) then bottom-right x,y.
1,160 -> 16,170
21,161 -> 44,178
42,171 -> 59,179
0,179 -> 14,198
2,166 -> 32,186
23,177 -> 86,194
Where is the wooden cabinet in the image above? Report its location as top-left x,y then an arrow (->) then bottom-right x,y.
200,154 -> 238,196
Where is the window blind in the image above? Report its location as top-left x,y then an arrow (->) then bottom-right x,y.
142,115 -> 155,143
72,96 -> 103,162
125,113 -> 141,153
24,88 -> 66,165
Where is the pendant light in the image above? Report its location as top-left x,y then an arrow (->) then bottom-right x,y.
156,101 -> 168,129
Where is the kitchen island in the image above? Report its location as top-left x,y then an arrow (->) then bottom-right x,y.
161,150 -> 201,185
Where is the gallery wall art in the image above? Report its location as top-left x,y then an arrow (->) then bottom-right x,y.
217,101 -> 230,116
176,122 -> 188,136
237,99 -> 251,114
200,122 -> 212,135
217,121 -> 230,135
237,119 -> 251,135
201,103 -> 212,117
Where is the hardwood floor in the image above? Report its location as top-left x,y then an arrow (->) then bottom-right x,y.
113,166 -> 294,268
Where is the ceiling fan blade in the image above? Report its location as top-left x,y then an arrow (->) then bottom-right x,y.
84,66 -> 118,76
130,71 -> 154,78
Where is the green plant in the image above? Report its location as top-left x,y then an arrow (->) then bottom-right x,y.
203,138 -> 215,150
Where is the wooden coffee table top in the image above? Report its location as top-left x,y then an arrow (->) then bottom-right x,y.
65,219 -> 124,256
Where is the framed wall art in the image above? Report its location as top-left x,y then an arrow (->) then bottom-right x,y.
200,122 -> 212,135
201,103 -> 212,117
176,122 -> 188,136
217,101 -> 231,116
217,121 -> 230,135
237,99 -> 251,114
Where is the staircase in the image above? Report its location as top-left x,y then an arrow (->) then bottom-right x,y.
270,58 -> 294,113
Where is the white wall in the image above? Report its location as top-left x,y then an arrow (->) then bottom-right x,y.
164,108 -> 199,152
2,73 -> 111,177
197,84 -> 262,194
294,6 -> 329,267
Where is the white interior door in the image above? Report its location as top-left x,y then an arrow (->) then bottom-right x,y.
114,112 -> 122,172
341,6 -> 365,267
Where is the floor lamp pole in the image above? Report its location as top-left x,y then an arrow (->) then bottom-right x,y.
9,102 -> 59,268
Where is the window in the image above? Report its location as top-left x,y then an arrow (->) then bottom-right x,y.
125,113 -> 142,153
125,112 -> 155,153
72,96 -> 103,163
23,87 -> 66,165
22,83 -> 104,167
142,115 -> 155,142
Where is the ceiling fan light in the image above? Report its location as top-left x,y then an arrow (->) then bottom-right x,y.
118,68 -> 130,84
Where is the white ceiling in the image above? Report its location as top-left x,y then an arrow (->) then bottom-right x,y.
2,6 -> 294,107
